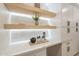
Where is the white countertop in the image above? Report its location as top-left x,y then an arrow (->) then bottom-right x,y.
5,39 -> 61,56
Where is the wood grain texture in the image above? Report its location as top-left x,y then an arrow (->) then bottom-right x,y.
4,3 -> 56,18
4,23 -> 56,29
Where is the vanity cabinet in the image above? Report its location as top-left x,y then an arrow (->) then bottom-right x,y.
47,43 -> 61,56
46,40 -> 73,56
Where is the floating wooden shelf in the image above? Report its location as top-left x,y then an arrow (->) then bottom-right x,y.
4,3 -> 56,18
4,23 -> 56,29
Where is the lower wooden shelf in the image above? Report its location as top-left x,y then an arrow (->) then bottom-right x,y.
4,23 -> 56,29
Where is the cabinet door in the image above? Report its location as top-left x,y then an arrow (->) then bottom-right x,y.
73,6 -> 79,23
62,40 -> 72,56
73,6 -> 79,54
61,4 -> 73,27
47,44 -> 61,56
71,28 -> 79,55
61,28 -> 71,42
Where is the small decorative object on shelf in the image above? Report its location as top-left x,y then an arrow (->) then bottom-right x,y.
30,37 -> 36,43
32,13 -> 39,26
42,32 -> 46,40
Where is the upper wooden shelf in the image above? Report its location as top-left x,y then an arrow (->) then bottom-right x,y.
4,3 -> 56,18
4,23 -> 56,29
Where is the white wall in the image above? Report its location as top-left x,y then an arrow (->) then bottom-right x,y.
0,4 -> 10,55
11,30 -> 49,43
40,3 -> 62,42
0,4 -> 9,29
0,3 -> 60,55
